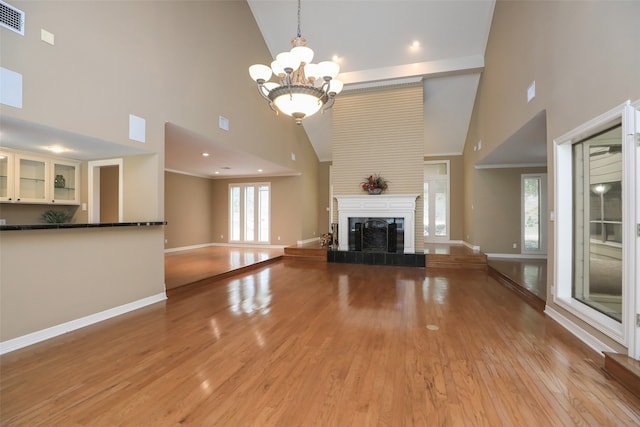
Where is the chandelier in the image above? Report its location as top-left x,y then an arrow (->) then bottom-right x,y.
248,0 -> 343,125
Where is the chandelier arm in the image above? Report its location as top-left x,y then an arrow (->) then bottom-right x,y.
256,82 -> 271,102
322,95 -> 335,112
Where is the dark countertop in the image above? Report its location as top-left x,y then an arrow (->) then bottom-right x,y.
0,221 -> 167,231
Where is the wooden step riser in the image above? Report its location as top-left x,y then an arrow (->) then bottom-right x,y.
427,254 -> 487,264
283,254 -> 327,262
603,352 -> 640,399
284,249 -> 327,257
426,262 -> 488,271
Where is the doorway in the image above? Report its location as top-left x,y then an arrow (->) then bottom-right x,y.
88,158 -> 123,223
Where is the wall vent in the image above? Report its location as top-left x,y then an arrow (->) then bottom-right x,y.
0,1 -> 24,35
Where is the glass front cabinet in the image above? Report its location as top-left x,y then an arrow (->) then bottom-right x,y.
51,159 -> 79,204
1,151 -> 80,205
0,151 -> 14,202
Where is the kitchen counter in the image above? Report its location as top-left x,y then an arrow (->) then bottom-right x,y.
0,221 -> 166,231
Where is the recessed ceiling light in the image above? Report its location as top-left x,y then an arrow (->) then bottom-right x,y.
257,169 -> 263,172
214,171 -> 220,174
202,152 -> 210,157
411,40 -> 421,49
48,146 -> 65,154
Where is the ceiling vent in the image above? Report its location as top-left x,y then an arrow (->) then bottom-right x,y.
0,1 -> 24,35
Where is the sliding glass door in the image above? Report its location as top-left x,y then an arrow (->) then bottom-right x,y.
554,100 -> 639,357
572,125 -> 623,322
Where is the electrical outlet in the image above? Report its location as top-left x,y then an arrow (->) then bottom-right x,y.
512,243 -> 517,249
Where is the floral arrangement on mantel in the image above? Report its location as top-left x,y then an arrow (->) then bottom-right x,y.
361,174 -> 389,194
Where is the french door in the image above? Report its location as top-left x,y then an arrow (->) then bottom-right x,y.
229,183 -> 270,244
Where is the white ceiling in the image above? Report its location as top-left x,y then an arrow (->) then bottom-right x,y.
2,1 -> 546,179
248,0 -> 495,162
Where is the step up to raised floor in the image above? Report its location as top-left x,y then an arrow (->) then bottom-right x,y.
283,244 -> 328,262
603,352 -> 640,399
425,252 -> 488,270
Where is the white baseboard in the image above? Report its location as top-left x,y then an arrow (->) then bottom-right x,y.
0,292 -> 167,355
164,243 -> 214,253
209,242 -> 287,249
544,304 -> 616,355
297,237 -> 321,245
165,242 -> 287,253
462,241 -> 481,251
486,253 -> 548,259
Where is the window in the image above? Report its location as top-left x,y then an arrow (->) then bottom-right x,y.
423,161 -> 449,241
229,183 -> 270,243
572,125 -> 623,322
554,100 -> 639,351
522,174 -> 547,254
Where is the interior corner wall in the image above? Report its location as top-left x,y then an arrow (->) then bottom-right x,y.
332,84 -> 425,252
474,166 -> 547,254
164,171 -> 213,250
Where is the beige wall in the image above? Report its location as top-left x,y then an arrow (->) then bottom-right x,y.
0,227 -> 165,342
465,1 -> 640,250
164,171 -> 214,249
0,1 -> 315,344
465,0 -> 640,351
166,173 -> 313,251
474,166 -> 546,253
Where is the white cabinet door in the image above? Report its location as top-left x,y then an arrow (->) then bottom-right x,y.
51,159 -> 80,205
0,151 -> 14,202
15,154 -> 49,203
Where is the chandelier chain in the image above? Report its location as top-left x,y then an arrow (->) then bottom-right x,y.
297,0 -> 301,38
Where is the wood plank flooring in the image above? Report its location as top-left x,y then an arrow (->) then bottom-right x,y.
1,255 -> 639,425
164,246 -> 284,289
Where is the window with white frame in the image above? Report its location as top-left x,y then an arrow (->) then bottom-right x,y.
229,183 -> 270,243
522,174 -> 547,254
554,100 -> 639,350
423,161 -> 450,241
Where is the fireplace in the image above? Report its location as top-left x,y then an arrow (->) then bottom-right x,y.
349,217 -> 404,252
335,194 -> 419,253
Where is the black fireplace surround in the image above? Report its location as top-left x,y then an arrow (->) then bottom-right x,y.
348,217 -> 404,253
326,216 -> 425,267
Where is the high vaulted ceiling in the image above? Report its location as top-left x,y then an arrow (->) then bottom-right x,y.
247,0 -> 495,162
4,1 -> 525,179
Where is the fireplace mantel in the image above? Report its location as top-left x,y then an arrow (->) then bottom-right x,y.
335,194 -> 419,253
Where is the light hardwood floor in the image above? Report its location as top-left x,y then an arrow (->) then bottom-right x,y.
1,254 -> 639,425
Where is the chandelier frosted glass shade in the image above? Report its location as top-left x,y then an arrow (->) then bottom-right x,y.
249,35 -> 343,124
